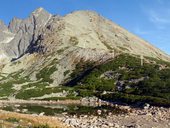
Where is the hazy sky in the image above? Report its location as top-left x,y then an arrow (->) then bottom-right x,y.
0,0 -> 170,54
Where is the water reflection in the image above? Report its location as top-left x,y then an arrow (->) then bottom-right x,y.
0,103 -> 127,116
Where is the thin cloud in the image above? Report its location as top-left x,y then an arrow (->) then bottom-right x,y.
149,10 -> 170,24
143,8 -> 170,29
140,1 -> 170,29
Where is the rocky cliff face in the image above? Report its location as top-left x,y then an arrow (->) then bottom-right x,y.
0,8 -> 52,60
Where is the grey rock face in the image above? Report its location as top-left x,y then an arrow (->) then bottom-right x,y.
8,17 -> 22,33
0,21 -> 15,61
0,20 -> 8,31
1,8 -> 52,59
0,21 -> 14,44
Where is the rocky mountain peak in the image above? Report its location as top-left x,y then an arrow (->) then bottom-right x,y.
8,17 -> 22,33
0,8 -> 53,60
0,20 -> 14,45
0,8 -> 170,63
25,8 -> 52,36
31,7 -> 52,27
32,7 -> 47,16
0,20 -> 8,31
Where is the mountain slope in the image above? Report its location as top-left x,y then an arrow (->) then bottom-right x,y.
62,10 -> 170,61
0,8 -> 170,104
0,9 -> 170,63
65,54 -> 170,106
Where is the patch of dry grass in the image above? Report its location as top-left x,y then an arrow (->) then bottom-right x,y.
0,110 -> 69,128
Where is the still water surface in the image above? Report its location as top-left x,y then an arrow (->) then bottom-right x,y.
0,103 -> 127,116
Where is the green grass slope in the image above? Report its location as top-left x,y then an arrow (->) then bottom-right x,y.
65,54 -> 170,107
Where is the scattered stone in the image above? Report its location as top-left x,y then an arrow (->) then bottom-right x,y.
108,122 -> 114,127
97,110 -> 102,115
59,105 -> 170,128
39,112 -> 45,116
143,103 -> 150,109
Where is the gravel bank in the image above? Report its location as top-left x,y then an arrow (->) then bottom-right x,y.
59,106 -> 170,128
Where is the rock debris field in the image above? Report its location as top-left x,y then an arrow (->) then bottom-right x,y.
58,106 -> 170,128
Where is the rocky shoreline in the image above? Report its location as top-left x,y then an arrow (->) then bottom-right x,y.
0,97 -> 104,106
58,105 -> 170,128
0,99 -> 81,105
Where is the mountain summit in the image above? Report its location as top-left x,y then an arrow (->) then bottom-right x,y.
0,8 -> 170,102
0,8 -> 169,62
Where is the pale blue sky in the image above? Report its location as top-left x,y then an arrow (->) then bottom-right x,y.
0,0 -> 169,54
